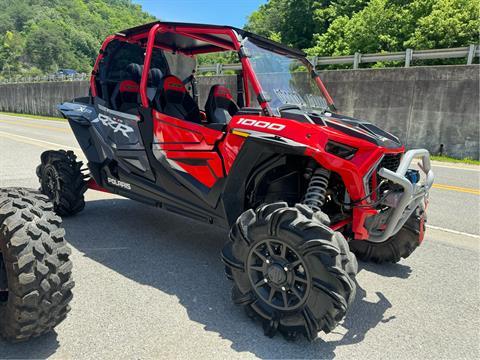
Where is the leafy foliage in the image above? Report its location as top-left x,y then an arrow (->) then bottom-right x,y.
0,0 -> 155,78
246,0 -> 479,58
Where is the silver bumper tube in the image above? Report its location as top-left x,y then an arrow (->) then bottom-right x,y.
368,149 -> 434,243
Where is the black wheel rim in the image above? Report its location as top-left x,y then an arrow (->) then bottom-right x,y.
0,253 -> 8,303
247,239 -> 311,311
43,166 -> 59,202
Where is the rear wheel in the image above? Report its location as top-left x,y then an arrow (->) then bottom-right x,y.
0,188 -> 74,342
37,150 -> 87,216
222,202 -> 357,341
349,210 -> 425,264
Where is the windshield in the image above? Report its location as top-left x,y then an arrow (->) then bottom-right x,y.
244,38 -> 329,116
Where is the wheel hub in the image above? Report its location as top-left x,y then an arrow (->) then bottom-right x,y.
247,239 -> 311,311
267,264 -> 287,285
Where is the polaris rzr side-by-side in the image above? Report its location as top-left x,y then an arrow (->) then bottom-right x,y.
0,21 -> 434,342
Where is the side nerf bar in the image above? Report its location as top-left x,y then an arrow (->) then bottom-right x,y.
368,149 -> 434,243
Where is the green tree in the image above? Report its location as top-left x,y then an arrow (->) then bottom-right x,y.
245,0 -> 319,49
246,0 -> 479,60
406,0 -> 480,49
0,31 -> 25,76
0,0 -> 156,77
306,0 -> 479,57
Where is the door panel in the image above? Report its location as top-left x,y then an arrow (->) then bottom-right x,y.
152,110 -> 225,189
93,103 -> 154,181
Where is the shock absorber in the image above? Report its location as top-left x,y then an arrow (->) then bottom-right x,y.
303,167 -> 330,212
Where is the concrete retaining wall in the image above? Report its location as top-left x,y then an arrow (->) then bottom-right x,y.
0,65 -> 478,159
319,65 -> 479,159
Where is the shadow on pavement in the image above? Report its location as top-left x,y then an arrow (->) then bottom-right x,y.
12,197 -> 409,359
360,261 -> 412,279
0,333 -> 59,359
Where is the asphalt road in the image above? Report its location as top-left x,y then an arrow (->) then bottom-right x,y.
0,114 -> 479,359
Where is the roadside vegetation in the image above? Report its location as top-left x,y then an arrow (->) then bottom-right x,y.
0,0 -> 477,73
0,0 -> 154,80
201,0 -> 479,66
431,155 -> 480,166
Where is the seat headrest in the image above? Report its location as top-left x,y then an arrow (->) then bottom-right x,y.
148,68 -> 163,87
161,75 -> 187,103
213,85 -> 234,102
205,85 -> 239,124
208,85 -> 236,110
119,80 -> 139,93
125,63 -> 143,82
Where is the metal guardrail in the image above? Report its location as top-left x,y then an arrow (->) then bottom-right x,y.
0,73 -> 89,85
0,46 -> 478,83
197,45 -> 480,74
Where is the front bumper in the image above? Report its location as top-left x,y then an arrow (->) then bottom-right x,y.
368,149 -> 434,243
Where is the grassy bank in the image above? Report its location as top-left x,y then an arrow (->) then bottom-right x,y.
431,155 -> 480,166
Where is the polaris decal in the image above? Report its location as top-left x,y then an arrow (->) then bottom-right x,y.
107,177 -> 132,190
237,118 -> 286,131
92,113 -> 134,138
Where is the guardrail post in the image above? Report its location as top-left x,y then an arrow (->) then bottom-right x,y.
311,56 -> 318,69
215,63 -> 223,75
353,52 -> 361,69
405,48 -> 413,67
467,44 -> 476,65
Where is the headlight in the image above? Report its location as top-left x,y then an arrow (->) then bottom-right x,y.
325,140 -> 357,160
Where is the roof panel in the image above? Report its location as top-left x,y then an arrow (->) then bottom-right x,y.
117,21 -> 305,57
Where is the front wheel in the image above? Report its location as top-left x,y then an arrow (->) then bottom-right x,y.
222,202 -> 357,341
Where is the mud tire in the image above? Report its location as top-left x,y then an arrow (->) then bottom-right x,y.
222,202 -> 357,341
37,150 -> 87,216
349,211 -> 425,264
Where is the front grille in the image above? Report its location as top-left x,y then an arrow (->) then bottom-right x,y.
379,153 -> 402,172
365,153 -> 402,200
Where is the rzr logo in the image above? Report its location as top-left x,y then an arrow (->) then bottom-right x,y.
237,118 -> 286,131
92,113 -> 134,138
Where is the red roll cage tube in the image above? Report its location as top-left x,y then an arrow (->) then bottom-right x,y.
90,23 -> 334,115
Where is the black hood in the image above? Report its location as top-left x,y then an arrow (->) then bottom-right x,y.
311,112 -> 402,149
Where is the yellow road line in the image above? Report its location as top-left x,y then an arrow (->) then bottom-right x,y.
432,183 -> 480,195
0,119 -> 70,133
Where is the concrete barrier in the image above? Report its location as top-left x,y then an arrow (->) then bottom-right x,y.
0,65 -> 478,159
319,65 -> 479,160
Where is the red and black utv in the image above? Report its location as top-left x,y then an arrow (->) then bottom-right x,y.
0,21 -> 434,342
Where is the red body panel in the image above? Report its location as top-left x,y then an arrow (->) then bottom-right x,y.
152,110 -> 225,187
223,115 -> 404,239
